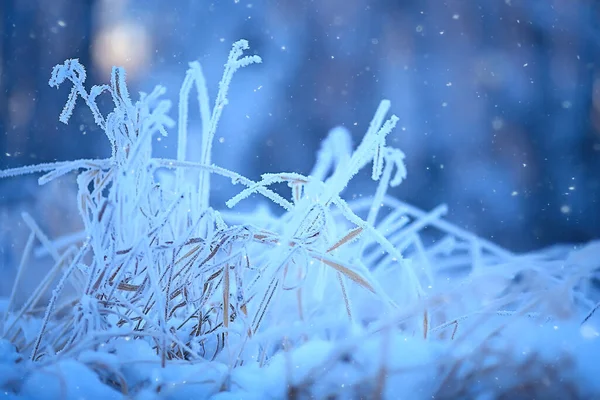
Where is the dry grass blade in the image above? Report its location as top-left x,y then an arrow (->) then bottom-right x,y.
336,272 -> 353,321
116,283 -> 141,292
85,361 -> 130,396
175,244 -> 202,265
423,310 -> 428,340
582,301 -> 599,324
251,275 -> 280,334
327,227 -> 363,253
311,255 -> 375,293
223,264 -> 230,329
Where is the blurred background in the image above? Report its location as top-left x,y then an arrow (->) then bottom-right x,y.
1,0 -> 599,287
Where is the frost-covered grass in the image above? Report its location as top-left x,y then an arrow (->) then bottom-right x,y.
0,40 -> 599,399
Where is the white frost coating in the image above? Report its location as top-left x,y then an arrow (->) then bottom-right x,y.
177,61 -> 211,193
310,126 -> 353,182
198,40 -> 262,208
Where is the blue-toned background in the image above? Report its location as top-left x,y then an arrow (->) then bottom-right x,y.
1,0 -> 599,279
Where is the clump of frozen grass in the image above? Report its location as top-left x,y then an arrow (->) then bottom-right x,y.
0,39 -> 599,398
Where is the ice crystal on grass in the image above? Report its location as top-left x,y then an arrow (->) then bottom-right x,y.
0,39 -> 599,398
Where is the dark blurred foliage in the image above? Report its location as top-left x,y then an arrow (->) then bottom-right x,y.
1,0 -> 600,256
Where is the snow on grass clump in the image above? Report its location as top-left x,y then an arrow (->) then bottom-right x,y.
0,39 -> 599,399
